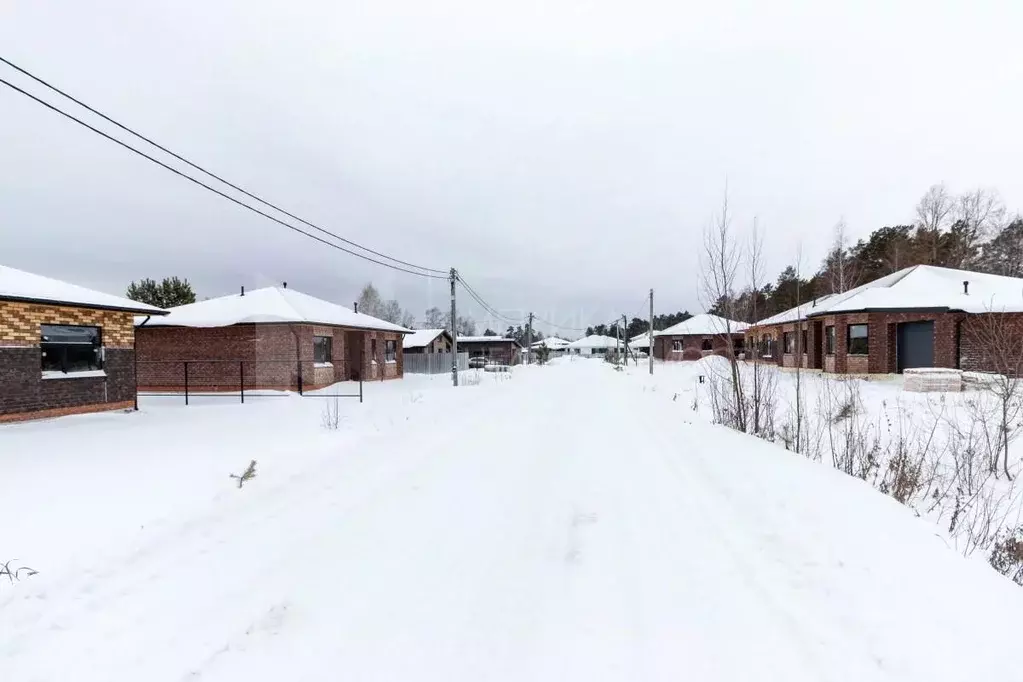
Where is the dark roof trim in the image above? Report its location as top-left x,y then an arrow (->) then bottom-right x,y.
805,306 -> 951,318
0,294 -> 169,315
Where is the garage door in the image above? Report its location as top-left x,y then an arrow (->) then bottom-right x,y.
896,321 -> 934,372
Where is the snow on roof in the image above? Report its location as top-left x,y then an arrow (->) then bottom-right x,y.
566,334 -> 621,349
0,264 -> 166,315
143,286 -> 409,333
457,335 -> 521,346
403,328 -> 449,349
653,313 -> 749,337
531,337 -> 571,348
629,332 -> 652,348
751,265 -> 1023,327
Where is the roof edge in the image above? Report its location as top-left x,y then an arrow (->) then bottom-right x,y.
0,294 -> 167,315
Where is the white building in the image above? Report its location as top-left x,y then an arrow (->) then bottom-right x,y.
566,334 -> 621,356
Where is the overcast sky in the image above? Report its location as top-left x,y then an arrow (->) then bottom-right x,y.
3,1 -> 1022,337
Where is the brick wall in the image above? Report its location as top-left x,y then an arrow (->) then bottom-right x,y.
0,301 -> 135,347
659,334 -> 741,362
0,302 -> 137,420
137,324 -> 404,390
959,312 -> 1023,373
457,341 -> 519,366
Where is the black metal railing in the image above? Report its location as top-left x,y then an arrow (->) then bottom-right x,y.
136,358 -> 363,405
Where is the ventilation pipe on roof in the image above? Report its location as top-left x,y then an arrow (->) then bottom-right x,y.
963,280 -> 970,295
241,286 -> 245,297
283,281 -> 287,289
354,302 -> 358,312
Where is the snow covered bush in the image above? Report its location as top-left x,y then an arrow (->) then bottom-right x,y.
0,559 -> 37,585
230,460 -> 257,489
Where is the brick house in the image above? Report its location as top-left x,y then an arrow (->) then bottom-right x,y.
456,336 -> 522,365
652,313 -> 749,361
136,285 -> 410,391
0,265 -> 166,422
403,329 -> 453,354
746,265 -> 1023,375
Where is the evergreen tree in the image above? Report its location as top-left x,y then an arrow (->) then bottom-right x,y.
126,276 -> 196,308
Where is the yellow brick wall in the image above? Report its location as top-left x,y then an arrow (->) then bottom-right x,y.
0,302 -> 136,348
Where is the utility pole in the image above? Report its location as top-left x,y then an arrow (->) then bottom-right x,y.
526,312 -> 534,365
450,268 -> 458,387
615,319 -> 621,365
649,288 -> 654,375
622,314 -> 630,365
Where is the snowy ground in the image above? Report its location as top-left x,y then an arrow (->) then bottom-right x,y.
2,359 -> 1022,681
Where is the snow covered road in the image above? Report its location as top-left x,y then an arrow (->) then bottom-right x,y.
2,360 -> 1021,681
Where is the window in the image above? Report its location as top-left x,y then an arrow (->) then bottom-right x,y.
370,338 -> 378,362
672,340 -> 683,352
801,330 -> 808,354
733,336 -> 745,351
41,324 -> 102,374
313,336 -> 332,363
848,324 -> 869,355
783,331 -> 794,354
701,338 -> 713,351
385,340 -> 397,362
825,326 -> 836,355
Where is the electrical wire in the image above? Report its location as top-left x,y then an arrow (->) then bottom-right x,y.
0,75 -> 448,279
0,57 -> 447,276
455,275 -> 525,325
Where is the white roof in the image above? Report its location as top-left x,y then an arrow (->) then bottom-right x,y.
566,334 -> 621,349
629,332 -> 652,347
403,328 -> 449,349
0,264 -> 165,314
531,337 -> 571,348
143,286 -> 409,332
751,265 -> 1023,327
457,336 -> 521,346
653,313 -> 749,337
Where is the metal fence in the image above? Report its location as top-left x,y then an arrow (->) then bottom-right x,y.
403,351 -> 469,375
136,358 -> 363,405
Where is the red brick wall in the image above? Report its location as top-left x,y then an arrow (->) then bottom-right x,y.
959,312 -> 1023,373
137,324 -> 404,390
659,334 -> 742,362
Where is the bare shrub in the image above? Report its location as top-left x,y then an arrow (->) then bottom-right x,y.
0,559 -> 37,584
989,526 -> 1023,585
321,395 -> 342,430
230,460 -> 257,489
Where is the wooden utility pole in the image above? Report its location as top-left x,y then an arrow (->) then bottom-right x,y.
450,268 -> 458,387
526,312 -> 534,365
649,288 -> 654,375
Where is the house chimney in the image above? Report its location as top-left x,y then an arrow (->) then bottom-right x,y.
241,286 -> 245,296
283,281 -> 287,289
963,280 -> 970,295
354,302 -> 358,312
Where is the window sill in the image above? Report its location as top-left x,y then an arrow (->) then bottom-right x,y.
42,369 -> 106,380
847,353 -> 869,357
385,359 -> 397,364
314,362 -> 333,368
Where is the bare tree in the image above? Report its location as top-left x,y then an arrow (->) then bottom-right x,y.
400,310 -> 416,329
700,186 -> 746,432
793,245 -> 805,454
948,188 -> 1008,268
424,307 -> 446,328
915,183 -> 954,264
963,310 -> 1023,480
745,217 -> 775,436
823,218 -> 859,294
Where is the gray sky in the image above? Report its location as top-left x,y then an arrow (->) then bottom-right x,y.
3,1 -> 1022,337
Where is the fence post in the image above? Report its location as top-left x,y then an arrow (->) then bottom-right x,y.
298,361 -> 304,396
240,361 -> 245,404
359,376 -> 363,403
184,361 -> 189,406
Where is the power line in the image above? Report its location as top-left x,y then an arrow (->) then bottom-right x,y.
0,59 -> 447,277
455,275 -> 525,325
532,315 -> 588,332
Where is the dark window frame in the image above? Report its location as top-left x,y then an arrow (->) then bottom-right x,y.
825,325 -> 836,355
701,338 -> 713,351
385,339 -> 397,362
783,331 -> 794,354
847,324 -> 869,355
801,330 -> 808,355
313,335 -> 332,363
672,339 -> 683,352
370,338 -> 378,362
40,324 -> 103,374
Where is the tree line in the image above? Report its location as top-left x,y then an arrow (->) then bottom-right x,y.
585,311 -> 692,340
708,184 -> 1021,322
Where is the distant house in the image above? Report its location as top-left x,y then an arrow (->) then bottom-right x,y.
403,329 -> 452,354
653,313 -> 748,361
456,336 -> 522,365
136,285 -> 410,391
746,264 -> 1023,375
566,334 -> 620,356
628,332 -> 652,354
531,337 -> 571,356
0,264 -> 166,422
